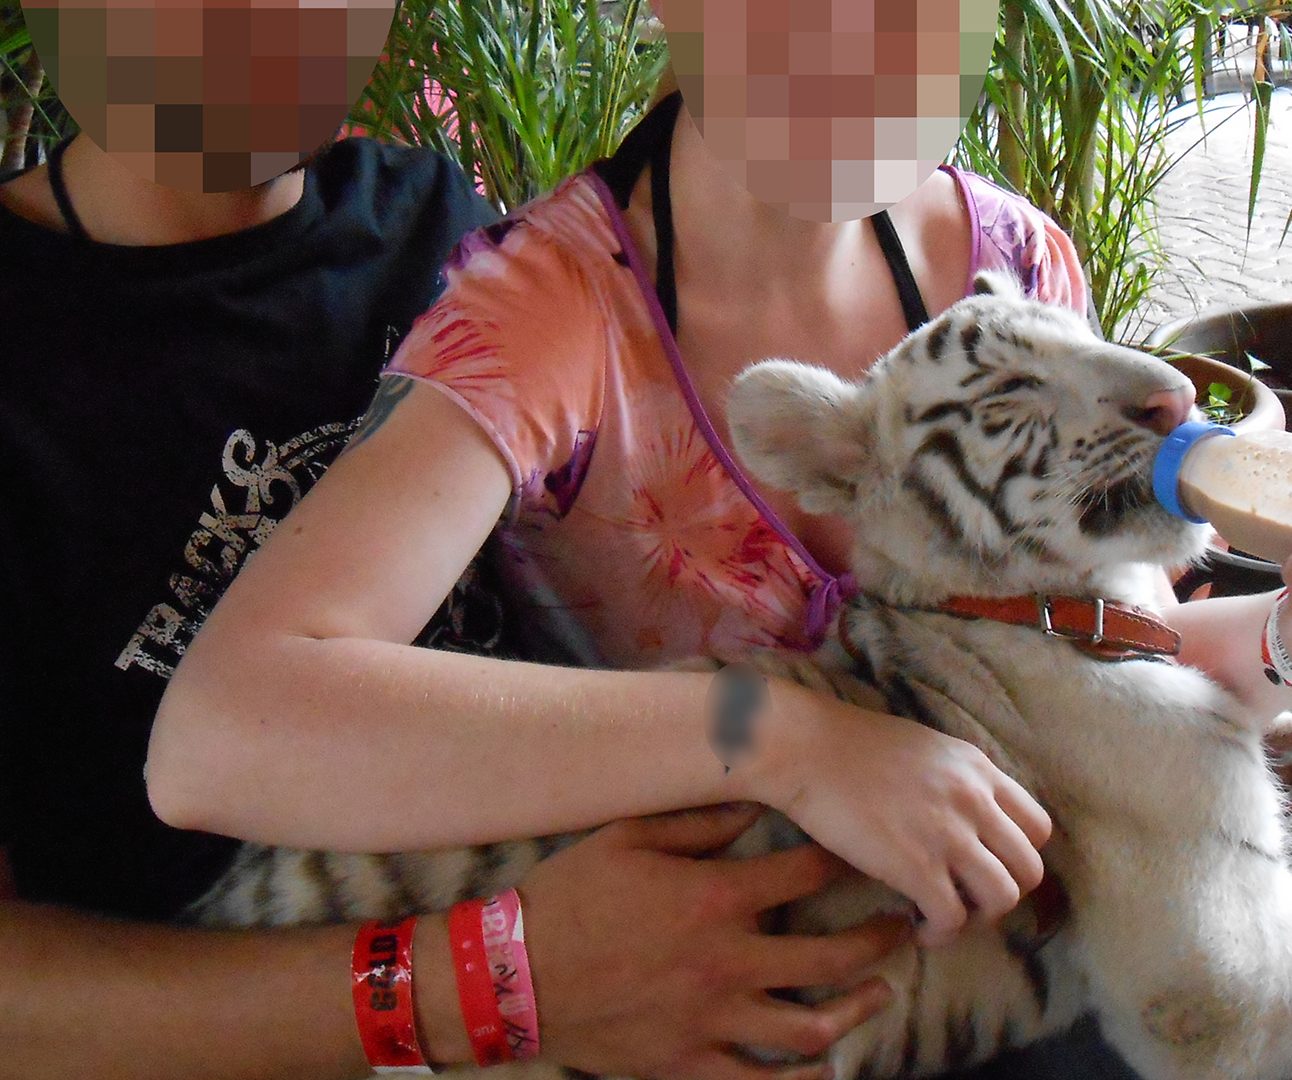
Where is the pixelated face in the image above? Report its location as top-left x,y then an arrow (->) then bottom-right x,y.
652,0 -> 998,222
20,0 -> 397,192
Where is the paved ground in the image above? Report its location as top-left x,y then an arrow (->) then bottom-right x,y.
1131,29 -> 1292,343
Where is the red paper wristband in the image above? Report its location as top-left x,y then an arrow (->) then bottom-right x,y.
448,898 -> 514,1067
351,916 -> 434,1073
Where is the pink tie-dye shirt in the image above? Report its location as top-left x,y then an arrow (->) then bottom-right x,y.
385,165 -> 1089,668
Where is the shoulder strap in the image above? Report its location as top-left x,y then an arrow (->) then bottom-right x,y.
48,136 -> 90,241
648,94 -> 682,337
598,94 -> 931,342
592,90 -> 684,336
870,210 -> 930,332
592,90 -> 684,211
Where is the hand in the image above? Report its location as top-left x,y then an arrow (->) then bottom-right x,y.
747,681 -> 1051,949
520,804 -> 913,1080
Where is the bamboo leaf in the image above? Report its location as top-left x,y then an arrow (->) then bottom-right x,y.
0,25 -> 30,54
1248,77 -> 1271,248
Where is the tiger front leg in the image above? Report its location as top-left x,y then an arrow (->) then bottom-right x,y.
785,876 -> 1084,1078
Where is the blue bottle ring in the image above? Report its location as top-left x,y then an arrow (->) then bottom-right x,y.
1152,420 -> 1236,522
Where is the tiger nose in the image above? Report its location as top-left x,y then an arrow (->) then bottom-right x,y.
1123,385 -> 1195,436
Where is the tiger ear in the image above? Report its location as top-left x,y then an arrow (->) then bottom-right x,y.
727,360 -> 874,516
972,269 -> 1025,299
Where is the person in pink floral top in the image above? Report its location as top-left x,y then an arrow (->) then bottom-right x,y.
149,80 -> 1128,1077
384,126 -> 1088,670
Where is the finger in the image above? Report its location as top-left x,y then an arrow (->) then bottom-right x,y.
905,871 -> 969,949
991,774 -> 1052,849
725,842 -> 851,912
624,803 -> 765,856
741,915 -> 914,989
977,807 -> 1046,897
691,1049 -> 836,1080
949,844 -> 1021,924
1281,555 -> 1292,589
716,980 -> 894,1059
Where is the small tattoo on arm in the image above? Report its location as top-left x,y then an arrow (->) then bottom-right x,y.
345,377 -> 415,454
706,663 -> 769,773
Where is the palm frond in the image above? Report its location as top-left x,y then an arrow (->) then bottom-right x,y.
349,0 -> 666,213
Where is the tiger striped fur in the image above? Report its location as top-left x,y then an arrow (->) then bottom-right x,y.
725,269 -> 1292,1079
184,269 -> 1292,1079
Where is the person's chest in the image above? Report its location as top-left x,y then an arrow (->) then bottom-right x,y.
670,288 -> 912,579
613,172 -> 972,580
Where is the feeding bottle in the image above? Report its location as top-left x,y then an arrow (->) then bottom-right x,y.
1152,421 -> 1292,564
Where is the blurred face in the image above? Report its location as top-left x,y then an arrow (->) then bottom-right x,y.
652,0 -> 998,222
20,0 -> 396,192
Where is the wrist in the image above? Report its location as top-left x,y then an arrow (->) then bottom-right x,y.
412,914 -> 474,1067
736,675 -> 822,811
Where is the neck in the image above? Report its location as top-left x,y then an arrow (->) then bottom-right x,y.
49,136 -> 305,245
860,557 -> 1152,612
668,104 -> 865,305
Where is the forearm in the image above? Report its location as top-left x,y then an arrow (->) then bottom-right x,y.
148,384 -> 778,851
0,901 -> 470,1080
151,638 -> 752,850
1171,588 -> 1292,721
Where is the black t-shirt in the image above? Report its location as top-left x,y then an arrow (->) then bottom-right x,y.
0,137 -> 500,920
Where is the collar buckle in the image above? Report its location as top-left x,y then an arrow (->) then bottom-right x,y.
1036,594 -> 1104,645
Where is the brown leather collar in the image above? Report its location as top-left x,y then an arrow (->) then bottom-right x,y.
933,594 -> 1182,661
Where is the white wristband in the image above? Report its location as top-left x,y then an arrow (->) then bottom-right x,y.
1261,589 -> 1292,688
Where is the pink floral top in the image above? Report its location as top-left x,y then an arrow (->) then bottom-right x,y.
385,165 -> 1088,668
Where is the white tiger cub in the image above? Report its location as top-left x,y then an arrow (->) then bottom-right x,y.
183,270 -> 1292,1080
723,268 -> 1292,1080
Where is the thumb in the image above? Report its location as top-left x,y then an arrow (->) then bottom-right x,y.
627,802 -> 764,856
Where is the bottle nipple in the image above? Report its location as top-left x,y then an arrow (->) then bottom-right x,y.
1151,420 -> 1236,522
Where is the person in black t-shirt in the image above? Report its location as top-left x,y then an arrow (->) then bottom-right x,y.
0,133 -> 911,1080
0,130 -> 503,922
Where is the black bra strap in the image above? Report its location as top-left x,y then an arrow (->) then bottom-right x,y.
592,90 -> 684,211
592,90 -> 685,335
648,97 -> 681,337
48,136 -> 90,241
595,90 -> 930,339
870,209 -> 930,332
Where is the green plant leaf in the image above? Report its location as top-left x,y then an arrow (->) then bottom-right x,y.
0,25 -> 30,54
346,0 -> 665,213
1248,77 -> 1272,248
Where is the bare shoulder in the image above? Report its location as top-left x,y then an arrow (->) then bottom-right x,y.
0,164 -> 64,232
888,168 -> 973,318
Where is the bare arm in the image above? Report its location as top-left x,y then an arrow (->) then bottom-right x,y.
148,379 -> 752,849
149,379 -> 1050,942
1167,555 -> 1292,723
0,845 -> 396,1080
0,815 -> 911,1080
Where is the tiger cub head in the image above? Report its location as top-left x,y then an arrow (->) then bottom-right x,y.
728,270 -> 1213,601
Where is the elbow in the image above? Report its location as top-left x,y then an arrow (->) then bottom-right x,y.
144,763 -> 202,834
146,663 -> 247,834
146,683 -> 210,832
